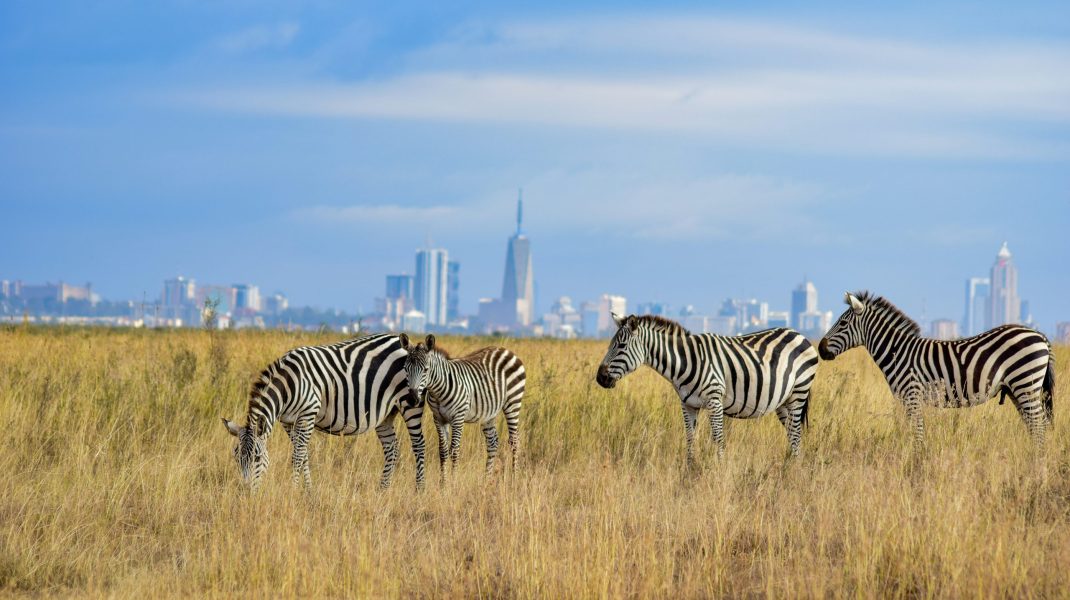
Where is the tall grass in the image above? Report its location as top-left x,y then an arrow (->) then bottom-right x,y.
0,327 -> 1067,597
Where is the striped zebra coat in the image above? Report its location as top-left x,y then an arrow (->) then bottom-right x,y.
400,334 -> 525,477
222,334 -> 426,490
819,291 -> 1055,447
596,314 -> 820,462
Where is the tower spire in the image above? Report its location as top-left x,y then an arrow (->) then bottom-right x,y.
517,188 -> 523,235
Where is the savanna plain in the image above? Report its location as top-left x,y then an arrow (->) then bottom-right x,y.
1,326 -> 1068,598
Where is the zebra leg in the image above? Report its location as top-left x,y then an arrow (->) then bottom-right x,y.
286,418 -> 314,489
449,415 -> 465,472
375,412 -> 400,490
505,401 -> 521,471
706,398 -> 725,458
481,422 -> 500,475
903,393 -> 926,452
1012,391 -> 1047,448
776,401 -> 805,458
434,420 -> 450,483
680,403 -> 699,469
400,398 -> 427,490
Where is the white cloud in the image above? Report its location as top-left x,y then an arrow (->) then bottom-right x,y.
179,14 -> 1070,160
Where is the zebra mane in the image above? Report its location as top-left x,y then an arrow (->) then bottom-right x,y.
425,344 -> 451,360
855,290 -> 922,336
635,315 -> 690,335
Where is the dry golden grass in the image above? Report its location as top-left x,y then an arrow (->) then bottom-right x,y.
0,326 -> 1068,598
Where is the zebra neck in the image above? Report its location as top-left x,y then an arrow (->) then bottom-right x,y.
246,394 -> 278,438
862,324 -> 914,373
643,329 -> 685,383
425,354 -> 454,397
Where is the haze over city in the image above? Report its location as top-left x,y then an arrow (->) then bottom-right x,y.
2,1 -> 1067,331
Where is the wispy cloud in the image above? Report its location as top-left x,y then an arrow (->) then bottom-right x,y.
295,204 -> 458,225
178,14 -> 1070,160
214,22 -> 300,54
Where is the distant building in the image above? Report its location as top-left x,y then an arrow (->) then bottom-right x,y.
708,316 -> 737,336
500,192 -> 535,328
989,242 -> 1020,326
385,274 -> 414,301
637,302 -> 671,316
264,292 -> 288,315
718,298 -> 768,334
195,284 -> 236,314
414,247 -> 449,327
401,309 -> 427,333
447,260 -> 461,322
683,315 -> 709,333
234,284 -> 261,313
580,301 -> 601,338
962,277 -> 991,336
767,311 -> 790,329
791,279 -> 818,330
593,294 -> 627,336
542,296 -> 582,338
930,319 -> 960,340
1056,322 -> 1070,344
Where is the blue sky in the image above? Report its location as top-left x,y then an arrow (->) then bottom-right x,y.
2,1 -> 1068,330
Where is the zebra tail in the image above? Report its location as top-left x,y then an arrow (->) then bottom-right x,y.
1043,351 -> 1055,425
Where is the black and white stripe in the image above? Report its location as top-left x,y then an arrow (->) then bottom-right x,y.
819,291 -> 1055,447
222,333 -> 426,490
596,314 -> 820,463
400,334 -> 525,478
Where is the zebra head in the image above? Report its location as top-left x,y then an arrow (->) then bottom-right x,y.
399,333 -> 435,401
596,313 -> 646,389
222,417 -> 269,490
818,292 -> 867,360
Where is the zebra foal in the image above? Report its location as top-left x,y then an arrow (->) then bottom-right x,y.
819,291 -> 1055,448
222,334 -> 427,490
399,334 -> 525,478
596,314 -> 820,463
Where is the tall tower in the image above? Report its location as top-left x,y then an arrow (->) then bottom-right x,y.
963,277 -> 990,335
791,278 -> 818,330
414,247 -> 449,326
500,189 -> 535,328
989,242 -> 1019,326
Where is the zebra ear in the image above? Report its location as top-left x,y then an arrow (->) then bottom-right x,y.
846,292 -> 865,315
398,333 -> 410,350
222,417 -> 242,437
425,334 -> 436,350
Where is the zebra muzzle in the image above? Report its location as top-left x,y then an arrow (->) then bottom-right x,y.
818,339 -> 836,361
596,365 -> 616,389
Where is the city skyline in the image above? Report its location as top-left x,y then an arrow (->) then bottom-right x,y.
2,2 -> 1067,331
3,238 -> 1060,341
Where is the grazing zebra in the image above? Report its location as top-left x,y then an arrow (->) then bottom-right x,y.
221,334 -> 426,490
595,314 -> 820,462
399,334 -> 525,478
819,291 -> 1055,448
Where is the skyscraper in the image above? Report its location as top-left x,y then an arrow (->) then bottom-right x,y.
446,261 -> 460,322
385,274 -> 414,301
963,277 -> 990,336
500,190 -> 535,328
989,242 -> 1020,327
791,278 -> 818,330
414,247 -> 449,327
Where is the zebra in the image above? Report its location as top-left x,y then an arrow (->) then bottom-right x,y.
399,333 -> 525,478
595,314 -> 820,463
819,291 -> 1055,448
221,333 -> 426,490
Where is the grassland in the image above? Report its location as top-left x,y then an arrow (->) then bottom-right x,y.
0,326 -> 1068,598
